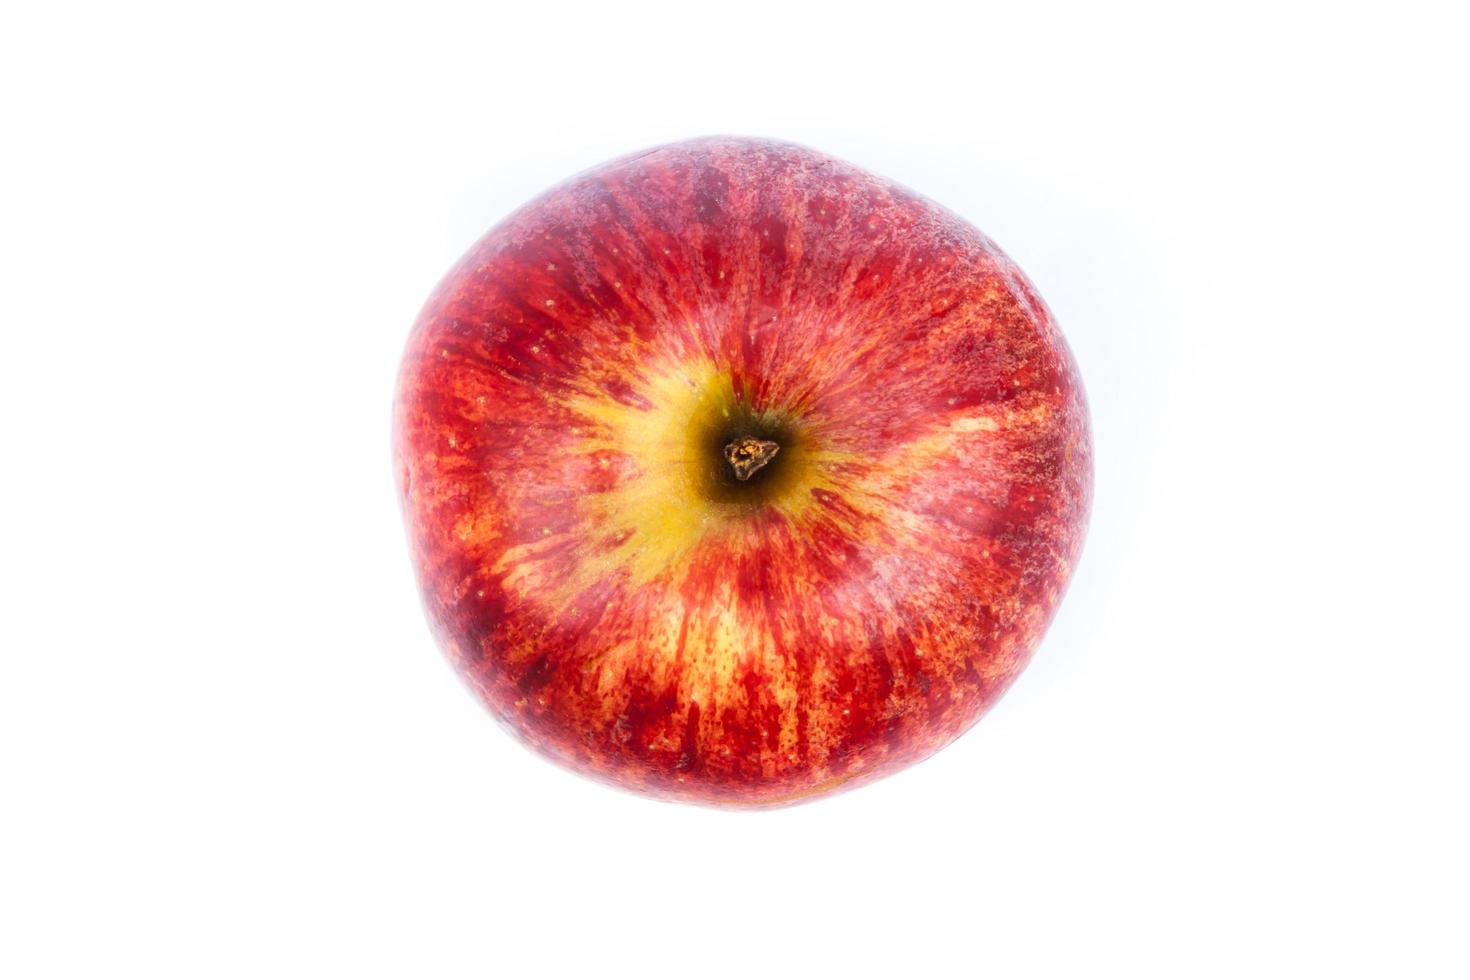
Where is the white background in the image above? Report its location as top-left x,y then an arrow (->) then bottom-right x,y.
3,2 -> 1466,976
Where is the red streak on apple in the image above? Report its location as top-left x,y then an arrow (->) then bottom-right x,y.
395,137 -> 1092,806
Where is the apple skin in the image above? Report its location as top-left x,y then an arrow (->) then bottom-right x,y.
395,137 -> 1091,807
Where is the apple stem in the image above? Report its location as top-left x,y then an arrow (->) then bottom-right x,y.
723,436 -> 780,482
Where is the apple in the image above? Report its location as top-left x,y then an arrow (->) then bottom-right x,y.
395,137 -> 1092,807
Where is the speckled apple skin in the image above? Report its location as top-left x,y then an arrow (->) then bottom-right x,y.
395,137 -> 1092,807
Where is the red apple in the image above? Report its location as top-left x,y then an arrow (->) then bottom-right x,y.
395,137 -> 1092,807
